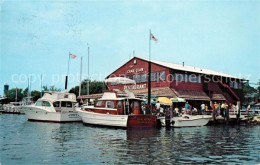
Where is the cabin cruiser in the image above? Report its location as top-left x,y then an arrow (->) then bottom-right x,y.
159,115 -> 212,127
77,91 -> 157,128
21,92 -> 81,122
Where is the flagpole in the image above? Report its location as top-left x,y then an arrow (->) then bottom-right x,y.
79,56 -> 82,96
65,52 -> 70,90
148,29 -> 151,113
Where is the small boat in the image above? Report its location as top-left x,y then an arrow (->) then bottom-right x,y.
77,91 -> 157,128
21,92 -> 81,122
160,115 -> 212,127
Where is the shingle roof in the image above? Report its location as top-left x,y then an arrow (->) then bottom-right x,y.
138,57 -> 243,80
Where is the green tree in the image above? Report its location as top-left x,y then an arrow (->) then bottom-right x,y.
5,88 -> 23,102
69,79 -> 107,97
243,82 -> 257,96
42,85 -> 61,92
30,90 -> 42,101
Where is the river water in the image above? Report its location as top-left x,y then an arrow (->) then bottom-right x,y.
0,114 -> 260,164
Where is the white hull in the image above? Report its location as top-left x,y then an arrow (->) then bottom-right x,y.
160,115 -> 211,127
23,107 -> 81,122
77,110 -> 128,127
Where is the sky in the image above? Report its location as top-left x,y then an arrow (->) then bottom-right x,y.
0,0 -> 259,96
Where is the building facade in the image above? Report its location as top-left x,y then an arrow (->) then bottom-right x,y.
106,57 -> 245,108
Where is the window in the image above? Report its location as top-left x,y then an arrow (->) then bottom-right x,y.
239,83 -> 243,89
133,74 -> 141,83
141,73 -> 147,82
134,101 -> 139,109
234,82 -> 238,89
106,101 -> 115,108
160,71 -> 165,81
35,100 -> 42,106
43,101 -> 51,107
117,101 -> 122,109
229,82 -> 234,88
126,75 -> 133,80
67,102 -> 72,107
53,102 -> 60,107
151,72 -> 157,82
175,73 -> 185,82
96,101 -> 103,107
189,74 -> 201,83
61,101 -> 67,107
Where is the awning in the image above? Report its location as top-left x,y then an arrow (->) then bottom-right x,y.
131,87 -> 178,98
172,89 -> 210,101
211,93 -> 226,101
77,93 -> 103,100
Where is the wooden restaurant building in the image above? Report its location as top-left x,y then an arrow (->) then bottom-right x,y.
103,57 -> 246,108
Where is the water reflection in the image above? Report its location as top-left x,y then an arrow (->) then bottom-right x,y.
1,114 -> 260,164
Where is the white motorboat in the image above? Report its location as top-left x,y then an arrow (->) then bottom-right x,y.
160,115 -> 212,127
77,91 -> 157,128
21,92 -> 81,122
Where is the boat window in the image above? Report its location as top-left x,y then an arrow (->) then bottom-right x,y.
35,100 -> 42,106
53,102 -> 60,107
106,101 -> 115,109
134,101 -> 139,109
43,101 -> 51,107
96,101 -> 103,107
67,102 -> 72,107
117,101 -> 122,109
61,101 -> 67,107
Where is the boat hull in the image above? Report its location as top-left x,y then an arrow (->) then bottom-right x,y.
78,110 -> 157,128
22,107 -> 81,122
78,110 -> 128,127
160,115 -> 211,127
173,115 -> 211,127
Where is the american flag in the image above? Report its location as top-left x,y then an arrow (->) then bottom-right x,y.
151,33 -> 158,42
70,53 -> 77,59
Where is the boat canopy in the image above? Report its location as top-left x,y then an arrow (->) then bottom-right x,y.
41,92 -> 77,102
105,77 -> 136,85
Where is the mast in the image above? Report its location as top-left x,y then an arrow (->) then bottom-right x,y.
65,52 -> 70,91
148,29 -> 151,113
79,56 -> 82,96
87,45 -> 90,95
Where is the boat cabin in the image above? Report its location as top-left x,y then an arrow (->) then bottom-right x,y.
84,91 -> 146,115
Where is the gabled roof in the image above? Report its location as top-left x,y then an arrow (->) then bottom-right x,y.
138,57 -> 243,80
107,57 -> 245,80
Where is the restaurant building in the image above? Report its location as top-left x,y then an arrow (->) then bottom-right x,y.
105,57 -> 246,108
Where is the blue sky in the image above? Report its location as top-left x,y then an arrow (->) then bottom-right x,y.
0,0 -> 259,95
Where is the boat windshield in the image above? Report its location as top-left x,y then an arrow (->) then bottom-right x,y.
35,100 -> 51,107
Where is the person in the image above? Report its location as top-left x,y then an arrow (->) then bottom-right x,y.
200,103 -> 205,115
246,104 -> 251,115
142,104 -> 146,115
192,107 -> 197,115
214,102 -> 220,117
221,102 -> 225,117
155,101 -> 160,115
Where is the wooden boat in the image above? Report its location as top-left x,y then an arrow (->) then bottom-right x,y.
77,91 -> 157,128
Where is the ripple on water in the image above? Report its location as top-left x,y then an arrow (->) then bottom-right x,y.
1,114 -> 260,164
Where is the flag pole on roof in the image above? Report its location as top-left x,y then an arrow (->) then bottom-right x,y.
148,30 -> 158,113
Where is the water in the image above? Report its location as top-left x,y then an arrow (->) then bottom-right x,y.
1,114 -> 260,164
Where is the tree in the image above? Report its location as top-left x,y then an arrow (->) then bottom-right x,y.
30,90 -> 42,101
42,85 -> 61,92
243,82 -> 257,96
69,79 -> 107,97
5,88 -> 23,102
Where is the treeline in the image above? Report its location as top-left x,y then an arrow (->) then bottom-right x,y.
4,85 -> 61,102
69,79 -> 107,97
4,80 -> 107,102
